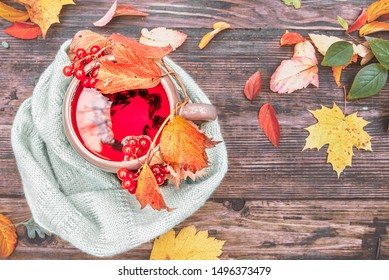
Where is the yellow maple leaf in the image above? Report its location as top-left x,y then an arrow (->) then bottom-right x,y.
150,226 -> 225,260
0,2 -> 29,22
16,0 -> 75,38
303,103 -> 372,177
0,214 -> 17,258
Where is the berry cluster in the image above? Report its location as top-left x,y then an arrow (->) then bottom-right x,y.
62,45 -> 104,88
121,135 -> 151,161
117,164 -> 170,195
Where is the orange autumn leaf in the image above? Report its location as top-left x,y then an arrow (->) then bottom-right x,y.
332,54 -> 358,87
0,2 -> 29,22
3,21 -> 42,39
0,214 -> 17,258
347,7 -> 367,33
359,21 -> 389,36
135,163 -> 171,211
258,103 -> 280,147
160,116 -> 218,177
244,70 -> 262,100
199,21 -> 231,49
366,0 -> 389,22
280,30 -> 305,46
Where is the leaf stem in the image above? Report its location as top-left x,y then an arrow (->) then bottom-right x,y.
343,85 -> 347,115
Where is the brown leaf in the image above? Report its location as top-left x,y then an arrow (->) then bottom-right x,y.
366,0 -> 389,22
0,214 -> 17,258
258,103 -> 280,147
347,7 -> 367,33
243,70 -> 262,100
199,21 -> 231,49
4,21 -> 42,39
280,30 -> 305,46
359,21 -> 389,36
68,30 -> 109,59
0,2 -> 29,22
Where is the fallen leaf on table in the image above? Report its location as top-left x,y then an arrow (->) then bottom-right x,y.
322,41 -> 354,67
359,21 -> 389,36
258,103 -> 280,147
293,41 -> 318,64
309,34 -> 359,56
93,0 -> 148,27
150,226 -> 225,260
160,116 -> 219,181
366,0 -> 389,22
355,42 -> 374,65
140,27 -> 187,50
68,30 -> 109,59
347,7 -> 367,33
15,0 -> 75,38
199,21 -> 231,49
135,163 -> 171,211
332,54 -> 358,87
366,37 -> 389,69
0,2 -> 29,22
0,214 -> 17,258
281,0 -> 301,9
4,21 -> 42,39
280,30 -> 305,46
303,103 -> 372,177
244,70 -> 262,100
337,15 -> 348,31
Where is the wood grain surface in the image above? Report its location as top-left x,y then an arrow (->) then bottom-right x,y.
1,0 -> 388,259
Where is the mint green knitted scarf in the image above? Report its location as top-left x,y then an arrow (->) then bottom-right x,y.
11,40 -> 228,257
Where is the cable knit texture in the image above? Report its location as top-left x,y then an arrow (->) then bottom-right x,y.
11,40 -> 228,257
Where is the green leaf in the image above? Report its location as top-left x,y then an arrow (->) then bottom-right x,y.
22,218 -> 51,239
347,63 -> 388,99
337,16 -> 348,31
322,41 -> 353,66
281,0 -> 301,9
366,37 -> 389,69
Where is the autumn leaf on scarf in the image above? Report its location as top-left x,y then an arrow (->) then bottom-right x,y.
280,30 -> 306,46
159,116 -> 219,182
150,226 -> 225,260
68,30 -> 109,59
199,21 -> 231,49
93,0 -> 148,27
366,0 -> 389,22
3,21 -> 42,39
359,21 -> 389,36
258,103 -> 281,147
0,2 -> 29,22
135,163 -> 171,211
303,103 -> 372,177
243,70 -> 262,100
347,7 -> 367,33
0,214 -> 17,258
140,27 -> 187,50
15,0 -> 75,38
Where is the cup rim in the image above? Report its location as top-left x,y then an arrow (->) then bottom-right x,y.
63,55 -> 178,173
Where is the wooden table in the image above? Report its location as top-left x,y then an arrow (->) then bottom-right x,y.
1,0 -> 389,260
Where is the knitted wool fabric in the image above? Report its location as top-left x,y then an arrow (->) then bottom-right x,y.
11,40 -> 228,257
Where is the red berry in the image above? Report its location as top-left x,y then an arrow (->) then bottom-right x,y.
161,165 -> 170,175
122,179 -> 135,190
132,143 -> 142,157
74,69 -> 86,81
76,48 -> 87,59
122,144 -> 132,155
128,138 -> 138,146
91,67 -> 99,77
128,171 -> 138,180
117,168 -> 130,181
84,55 -> 93,63
155,175 -> 165,185
89,78 -> 98,88
75,61 -> 84,70
139,137 -> 151,149
151,165 -> 162,175
128,184 -> 137,194
62,65 -> 73,77
90,45 -> 101,55
82,77 -> 91,88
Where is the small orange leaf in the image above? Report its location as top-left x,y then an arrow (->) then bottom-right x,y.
0,2 -> 29,22
280,30 -> 305,46
347,7 -> 367,33
258,103 -> 280,147
160,116 -> 219,177
115,6 -> 148,17
4,21 -> 42,39
135,163 -> 171,211
244,70 -> 262,100
0,214 -> 17,258
199,21 -> 231,49
359,21 -> 389,36
366,0 -> 389,22
331,54 -> 358,87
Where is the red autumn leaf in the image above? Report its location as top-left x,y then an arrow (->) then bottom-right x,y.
258,103 -> 280,148
243,70 -> 262,100
135,163 -> 171,211
366,0 -> 389,22
3,21 -> 42,39
359,21 -> 389,36
347,7 -> 367,33
109,33 -> 172,59
280,30 -> 305,46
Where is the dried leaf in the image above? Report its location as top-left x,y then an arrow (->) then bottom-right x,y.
150,226 -> 225,260
280,30 -> 305,46
337,16 -> 348,31
135,163 -> 170,211
198,21 -> 231,49
3,21 -> 42,39
167,165 -> 208,188
160,116 -> 219,177
15,0 -> 75,38
140,27 -> 187,50
68,30 -> 109,59
347,7 -> 367,33
303,103 -> 372,177
93,0 -> 118,26
331,54 -> 358,87
243,70 -> 262,100
0,214 -> 17,258
114,5 -> 148,17
359,21 -> 389,36
281,0 -> 301,9
0,2 -> 29,22
258,103 -> 281,147
366,0 -> 389,22
355,41 -> 374,65
293,41 -> 318,64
